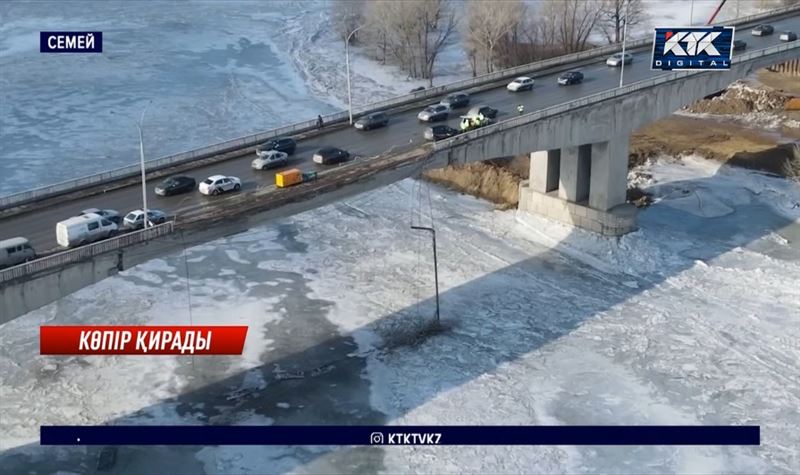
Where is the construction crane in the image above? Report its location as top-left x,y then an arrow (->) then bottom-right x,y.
706,0 -> 729,25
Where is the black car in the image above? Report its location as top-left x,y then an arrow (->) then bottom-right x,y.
155,176 -> 196,196
256,137 -> 297,156
424,125 -> 460,141
732,39 -> 747,51
751,24 -> 774,36
313,147 -> 350,165
466,105 -> 498,119
354,112 -> 389,130
557,71 -> 584,85
440,92 -> 470,109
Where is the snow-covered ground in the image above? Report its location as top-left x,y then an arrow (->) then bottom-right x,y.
1,156 -> 799,474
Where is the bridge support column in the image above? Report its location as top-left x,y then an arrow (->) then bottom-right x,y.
529,150 -> 560,193
589,136 -> 629,211
558,145 -> 591,203
518,138 -> 636,237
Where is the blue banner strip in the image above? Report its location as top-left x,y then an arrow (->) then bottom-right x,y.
40,425 -> 760,446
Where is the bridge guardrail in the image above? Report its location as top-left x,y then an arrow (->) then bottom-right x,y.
0,221 -> 174,284
433,41 -> 800,152
0,3 -> 798,212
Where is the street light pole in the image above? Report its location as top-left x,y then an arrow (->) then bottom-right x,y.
346,24 -> 367,125
411,225 -> 440,325
690,0 -> 695,26
136,102 -> 151,229
619,0 -> 630,88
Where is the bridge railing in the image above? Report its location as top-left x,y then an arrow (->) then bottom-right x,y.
0,222 -> 174,284
1,4 -> 797,212
433,41 -> 800,151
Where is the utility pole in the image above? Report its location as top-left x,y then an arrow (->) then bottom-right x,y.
136,102 -> 151,229
411,225 -> 440,325
619,0 -> 630,88
346,24 -> 367,125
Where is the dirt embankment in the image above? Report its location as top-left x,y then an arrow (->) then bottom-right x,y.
423,156 -> 529,209
424,73 -> 800,208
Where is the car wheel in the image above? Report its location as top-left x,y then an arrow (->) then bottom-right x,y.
212,188 -> 220,196
234,184 -> 241,191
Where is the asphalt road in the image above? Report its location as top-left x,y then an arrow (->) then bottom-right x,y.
2,16 -> 799,252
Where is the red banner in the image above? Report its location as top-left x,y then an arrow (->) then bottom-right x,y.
40,326 -> 248,355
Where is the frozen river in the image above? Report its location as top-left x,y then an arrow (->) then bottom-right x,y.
0,0 -> 340,196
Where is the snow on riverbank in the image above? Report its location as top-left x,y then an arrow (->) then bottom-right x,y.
2,156 -> 799,473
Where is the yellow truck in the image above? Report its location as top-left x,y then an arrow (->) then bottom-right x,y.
275,169 -> 318,188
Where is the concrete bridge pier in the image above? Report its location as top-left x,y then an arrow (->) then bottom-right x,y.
519,136 -> 637,236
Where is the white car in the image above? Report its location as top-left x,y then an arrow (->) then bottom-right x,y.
251,150 -> 289,170
199,175 -> 242,195
123,209 -> 168,229
506,76 -> 534,92
779,31 -> 797,42
417,104 -> 450,122
606,52 -> 633,67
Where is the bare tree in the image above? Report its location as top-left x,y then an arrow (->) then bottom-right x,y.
419,0 -> 457,86
363,0 -> 456,85
330,0 -> 366,45
540,0 -> 603,53
464,0 -> 525,74
598,0 -> 646,44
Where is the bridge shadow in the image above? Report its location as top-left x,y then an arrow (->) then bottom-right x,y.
1,163 -> 798,474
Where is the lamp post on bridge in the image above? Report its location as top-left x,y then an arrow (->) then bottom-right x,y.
619,0 -> 630,88
136,101 -> 152,229
346,24 -> 368,125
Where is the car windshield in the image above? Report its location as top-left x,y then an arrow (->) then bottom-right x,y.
203,179 -> 213,184
163,179 -> 176,186
125,213 -> 140,221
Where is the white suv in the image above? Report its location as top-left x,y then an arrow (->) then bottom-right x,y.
507,77 -> 534,92
199,175 -> 242,195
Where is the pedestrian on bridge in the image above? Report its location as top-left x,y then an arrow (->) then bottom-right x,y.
317,115 -> 324,130
517,104 -> 524,115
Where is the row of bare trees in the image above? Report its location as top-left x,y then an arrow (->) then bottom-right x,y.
330,0 -> 646,83
464,0 -> 645,76
331,0 -> 456,86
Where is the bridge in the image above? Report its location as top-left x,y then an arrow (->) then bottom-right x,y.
1,5 -> 799,322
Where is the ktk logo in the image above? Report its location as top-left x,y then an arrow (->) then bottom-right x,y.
662,30 -> 722,56
651,26 -> 733,71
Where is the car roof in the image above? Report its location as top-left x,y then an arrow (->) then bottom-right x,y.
60,214 -> 101,225
319,146 -> 340,153
0,237 -> 30,248
207,174 -> 227,180
515,76 -> 531,81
